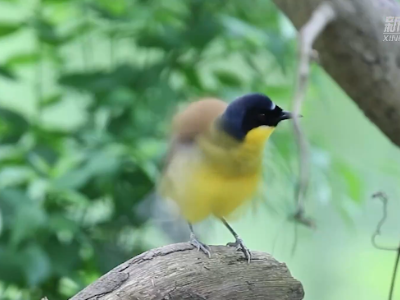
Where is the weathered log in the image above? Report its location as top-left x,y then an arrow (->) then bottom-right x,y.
70,243 -> 304,300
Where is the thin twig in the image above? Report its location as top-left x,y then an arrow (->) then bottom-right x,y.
390,247 -> 400,300
291,1 -> 336,225
371,191 -> 398,251
371,191 -> 400,300
289,1 -> 336,257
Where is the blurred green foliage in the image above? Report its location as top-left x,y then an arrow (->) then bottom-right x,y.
0,0 -> 298,298
0,0 -> 380,299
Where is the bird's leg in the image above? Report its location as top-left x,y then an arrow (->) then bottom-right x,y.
220,218 -> 251,262
188,223 -> 211,258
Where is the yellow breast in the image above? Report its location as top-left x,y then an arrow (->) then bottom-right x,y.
160,126 -> 275,223
181,162 -> 261,222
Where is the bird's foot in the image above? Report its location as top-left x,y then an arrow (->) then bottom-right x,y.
227,237 -> 251,263
190,233 -> 211,258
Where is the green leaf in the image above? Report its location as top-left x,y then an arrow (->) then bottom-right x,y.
87,2 -> 128,21
182,66 -> 203,89
63,22 -> 94,43
27,152 -> 51,175
59,66 -> 138,93
54,149 -> 121,190
53,168 -> 90,190
10,200 -> 47,246
0,66 -> 17,80
184,16 -> 221,49
6,53 -> 39,67
264,31 -> 290,73
40,94 -> 62,107
0,107 -> 30,143
335,162 -> 364,204
0,107 -> 29,132
0,23 -> 20,38
0,245 -> 25,285
21,244 -> 51,286
0,166 -> 32,188
29,145 -> 59,166
45,237 -> 81,277
214,70 -> 242,87
84,149 -> 121,178
113,161 -> 153,223
136,28 -> 183,50
43,0 -> 70,3
32,18 -> 61,45
48,214 -> 78,235
0,189 -> 47,249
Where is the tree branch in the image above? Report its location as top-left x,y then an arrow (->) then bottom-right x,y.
273,0 -> 400,147
291,2 -> 336,229
69,243 -> 304,300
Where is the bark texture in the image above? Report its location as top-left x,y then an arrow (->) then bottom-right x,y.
70,243 -> 304,300
272,0 -> 400,147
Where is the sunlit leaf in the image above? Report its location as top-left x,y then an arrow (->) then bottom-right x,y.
334,161 -> 364,204
40,94 -> 62,107
87,2 -> 128,21
43,0 -> 70,3
5,53 -> 39,67
0,166 -> 32,188
0,23 -> 20,38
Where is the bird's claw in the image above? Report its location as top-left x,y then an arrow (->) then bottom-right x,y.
227,237 -> 251,263
190,233 -> 211,258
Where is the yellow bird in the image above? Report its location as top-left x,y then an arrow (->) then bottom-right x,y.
158,93 -> 293,261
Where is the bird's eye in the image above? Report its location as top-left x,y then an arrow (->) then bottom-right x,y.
258,113 -> 266,121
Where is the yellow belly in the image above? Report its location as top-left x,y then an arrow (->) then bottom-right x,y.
160,126 -> 273,223
182,165 -> 261,222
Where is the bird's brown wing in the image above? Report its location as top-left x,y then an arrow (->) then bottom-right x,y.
162,98 -> 228,172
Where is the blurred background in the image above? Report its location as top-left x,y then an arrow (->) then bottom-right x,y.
0,0 -> 400,299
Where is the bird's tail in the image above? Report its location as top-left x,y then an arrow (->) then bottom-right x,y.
137,191 -> 191,243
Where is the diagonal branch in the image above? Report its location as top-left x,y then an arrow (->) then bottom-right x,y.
273,0 -> 400,148
291,1 -> 336,227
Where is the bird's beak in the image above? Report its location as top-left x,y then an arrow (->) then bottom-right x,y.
279,111 -> 292,121
277,111 -> 302,124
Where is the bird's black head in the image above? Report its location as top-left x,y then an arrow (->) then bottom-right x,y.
219,93 -> 292,141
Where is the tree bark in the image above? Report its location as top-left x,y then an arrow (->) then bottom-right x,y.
272,0 -> 400,148
70,243 -> 304,300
